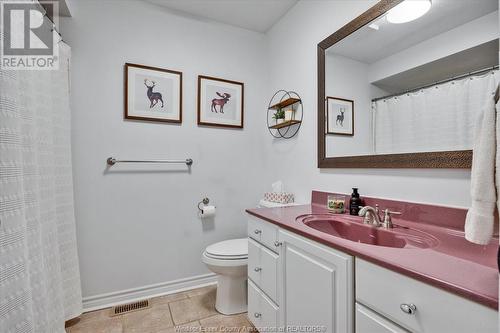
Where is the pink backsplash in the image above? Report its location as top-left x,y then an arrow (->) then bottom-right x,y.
312,190 -> 498,232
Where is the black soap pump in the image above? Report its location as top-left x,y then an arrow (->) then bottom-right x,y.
349,188 -> 362,216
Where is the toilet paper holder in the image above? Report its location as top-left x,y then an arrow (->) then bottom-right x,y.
198,197 -> 211,213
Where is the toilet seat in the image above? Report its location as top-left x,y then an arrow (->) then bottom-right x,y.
204,252 -> 247,260
205,238 -> 247,259
202,252 -> 247,267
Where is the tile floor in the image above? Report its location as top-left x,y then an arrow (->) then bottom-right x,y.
66,285 -> 255,333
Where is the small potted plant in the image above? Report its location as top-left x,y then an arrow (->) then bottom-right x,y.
273,109 -> 286,125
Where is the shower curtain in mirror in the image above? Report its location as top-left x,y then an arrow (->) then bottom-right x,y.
0,43 -> 82,332
373,71 -> 499,154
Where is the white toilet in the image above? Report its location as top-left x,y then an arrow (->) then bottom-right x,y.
202,238 -> 248,315
202,201 -> 299,315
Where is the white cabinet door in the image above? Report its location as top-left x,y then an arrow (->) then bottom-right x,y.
356,303 -> 409,333
278,229 -> 354,333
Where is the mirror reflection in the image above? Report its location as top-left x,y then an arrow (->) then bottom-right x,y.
325,0 -> 499,158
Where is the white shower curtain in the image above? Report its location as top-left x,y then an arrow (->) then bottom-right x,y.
373,71 -> 499,154
0,43 -> 82,332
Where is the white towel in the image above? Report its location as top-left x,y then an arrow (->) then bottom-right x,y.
497,99 -> 500,230
464,98 -> 497,245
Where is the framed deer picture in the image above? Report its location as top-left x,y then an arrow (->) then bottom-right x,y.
125,63 -> 182,123
197,75 -> 244,128
326,96 -> 354,136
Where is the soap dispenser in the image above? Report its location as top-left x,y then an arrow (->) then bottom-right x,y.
349,188 -> 362,216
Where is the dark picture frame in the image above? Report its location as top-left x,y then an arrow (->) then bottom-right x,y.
125,63 -> 183,123
197,75 -> 244,129
326,96 -> 354,136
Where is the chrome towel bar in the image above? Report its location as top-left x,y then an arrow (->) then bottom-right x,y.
107,157 -> 193,166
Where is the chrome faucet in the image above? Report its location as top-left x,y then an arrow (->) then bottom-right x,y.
359,205 -> 401,229
358,205 -> 383,226
381,208 -> 402,229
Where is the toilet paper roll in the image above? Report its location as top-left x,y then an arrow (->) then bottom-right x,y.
201,205 -> 216,218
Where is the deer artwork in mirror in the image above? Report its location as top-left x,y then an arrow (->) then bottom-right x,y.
144,79 -> 164,109
336,107 -> 345,127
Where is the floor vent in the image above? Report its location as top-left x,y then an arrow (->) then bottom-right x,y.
111,299 -> 150,316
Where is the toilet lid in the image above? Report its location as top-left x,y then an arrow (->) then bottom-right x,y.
206,238 -> 248,258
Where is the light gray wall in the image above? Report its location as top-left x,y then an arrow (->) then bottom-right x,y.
64,0 -> 479,301
266,0 -> 472,207
325,54 -> 375,157
61,0 -> 271,298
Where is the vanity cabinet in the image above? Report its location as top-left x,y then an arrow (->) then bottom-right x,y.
356,259 -> 498,333
247,215 -> 497,333
247,215 -> 354,332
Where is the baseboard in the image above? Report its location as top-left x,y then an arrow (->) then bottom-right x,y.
82,273 -> 217,312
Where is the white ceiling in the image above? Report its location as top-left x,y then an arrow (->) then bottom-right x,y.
330,0 -> 498,63
144,0 -> 298,33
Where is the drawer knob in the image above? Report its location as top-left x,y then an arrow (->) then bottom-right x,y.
274,241 -> 283,247
400,303 -> 417,315
254,229 -> 262,235
254,267 -> 262,272
254,312 -> 261,318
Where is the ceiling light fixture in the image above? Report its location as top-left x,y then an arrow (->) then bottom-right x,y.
386,0 -> 432,24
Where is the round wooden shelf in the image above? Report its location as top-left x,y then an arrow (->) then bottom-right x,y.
267,90 -> 303,139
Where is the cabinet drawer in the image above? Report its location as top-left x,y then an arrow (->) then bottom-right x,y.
248,280 -> 278,330
356,259 -> 498,333
356,303 -> 409,333
248,216 -> 279,251
248,238 -> 278,302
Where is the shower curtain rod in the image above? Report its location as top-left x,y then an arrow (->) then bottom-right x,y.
372,65 -> 499,103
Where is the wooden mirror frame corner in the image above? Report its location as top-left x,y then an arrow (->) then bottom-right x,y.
317,0 -> 472,169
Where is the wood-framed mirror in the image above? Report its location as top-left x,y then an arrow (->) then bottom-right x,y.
318,0 -> 499,168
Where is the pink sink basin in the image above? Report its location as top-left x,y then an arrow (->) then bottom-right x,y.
298,214 -> 439,249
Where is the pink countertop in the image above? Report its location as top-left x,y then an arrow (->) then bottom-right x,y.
246,191 -> 499,310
